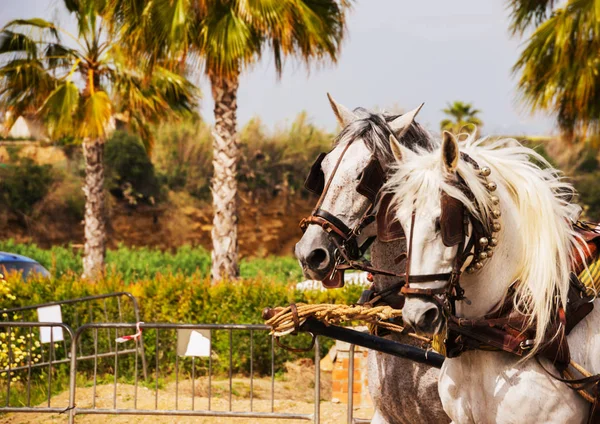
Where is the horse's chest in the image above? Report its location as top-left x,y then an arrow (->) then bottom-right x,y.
439,352 -> 587,424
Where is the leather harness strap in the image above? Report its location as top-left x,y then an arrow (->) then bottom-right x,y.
300,140 -> 402,286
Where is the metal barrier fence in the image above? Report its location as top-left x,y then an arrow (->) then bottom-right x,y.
67,322 -> 321,423
0,321 -> 323,422
0,295 -> 376,423
1,292 -> 147,379
0,322 -> 75,414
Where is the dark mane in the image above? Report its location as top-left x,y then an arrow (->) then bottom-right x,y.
334,107 -> 435,167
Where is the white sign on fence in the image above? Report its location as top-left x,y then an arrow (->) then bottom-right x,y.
36,305 -> 64,343
177,329 -> 211,357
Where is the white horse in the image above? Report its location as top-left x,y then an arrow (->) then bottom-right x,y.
387,131 -> 600,423
295,95 -> 449,423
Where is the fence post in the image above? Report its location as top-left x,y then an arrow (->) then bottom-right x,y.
68,326 -> 79,424
128,294 -> 148,380
347,344 -> 355,424
314,336 -> 320,424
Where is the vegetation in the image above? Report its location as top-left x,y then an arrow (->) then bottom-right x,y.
0,158 -> 54,219
0,0 -> 198,279
440,101 -> 482,135
510,0 -> 600,140
0,271 -> 363,407
0,239 -> 304,282
116,0 -> 351,280
105,132 -> 162,205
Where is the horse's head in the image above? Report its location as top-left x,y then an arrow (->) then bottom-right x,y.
387,131 -> 500,335
295,94 -> 426,286
387,131 -> 584,354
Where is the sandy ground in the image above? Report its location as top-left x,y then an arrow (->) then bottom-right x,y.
0,370 -> 373,423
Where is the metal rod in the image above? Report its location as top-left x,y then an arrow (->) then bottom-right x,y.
250,329 -> 253,412
72,408 -> 314,419
93,328 -> 98,408
347,344 -> 354,424
175,345 -> 179,410
3,348 -> 138,374
47,327 -> 53,407
301,318 -> 445,368
155,329 -> 159,410
229,329 -> 232,412
67,324 -> 77,424
314,336 -> 320,424
134,337 -> 139,410
191,356 -> 195,411
6,325 -> 12,407
103,300 -> 112,353
208,330 -> 212,411
129,294 -> 148,380
271,334 -> 274,413
113,328 -> 118,409
74,308 -> 82,358
26,327 -> 32,407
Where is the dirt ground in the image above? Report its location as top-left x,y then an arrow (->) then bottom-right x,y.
0,370 -> 374,424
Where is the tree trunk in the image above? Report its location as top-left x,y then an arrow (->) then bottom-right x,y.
210,72 -> 240,281
82,139 -> 107,280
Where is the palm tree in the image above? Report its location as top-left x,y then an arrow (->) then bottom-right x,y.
0,1 -> 198,279
115,0 -> 351,280
509,0 -> 599,140
440,101 -> 482,135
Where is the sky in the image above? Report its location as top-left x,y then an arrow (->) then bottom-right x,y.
0,0 -> 556,136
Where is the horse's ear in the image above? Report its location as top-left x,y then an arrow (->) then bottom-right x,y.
390,134 -> 411,163
327,93 -> 357,127
441,130 -> 459,172
389,103 -> 424,138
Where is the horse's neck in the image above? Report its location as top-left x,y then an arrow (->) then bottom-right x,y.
456,195 -> 523,318
371,238 -> 405,291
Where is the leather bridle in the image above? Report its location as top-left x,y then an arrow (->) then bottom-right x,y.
400,154 -> 499,314
300,141 -> 406,288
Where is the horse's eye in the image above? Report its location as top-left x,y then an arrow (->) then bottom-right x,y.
434,217 -> 441,232
357,171 -> 364,181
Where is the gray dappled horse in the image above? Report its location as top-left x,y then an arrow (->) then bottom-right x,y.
295,95 -> 449,424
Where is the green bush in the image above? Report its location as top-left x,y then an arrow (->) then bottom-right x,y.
153,119 -> 213,200
0,158 -> 54,216
3,273 -> 363,378
0,240 -> 304,283
105,131 -> 162,205
152,113 -> 332,201
238,113 -> 332,196
575,172 -> 600,220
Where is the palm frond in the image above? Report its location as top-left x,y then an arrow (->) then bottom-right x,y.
79,90 -> 112,139
3,18 -> 60,41
513,0 -> 600,134
39,81 -> 80,139
508,0 -> 557,34
0,30 -> 39,59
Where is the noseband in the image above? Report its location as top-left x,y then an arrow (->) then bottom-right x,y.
400,154 -> 501,313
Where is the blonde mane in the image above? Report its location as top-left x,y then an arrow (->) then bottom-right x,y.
387,134 -> 585,353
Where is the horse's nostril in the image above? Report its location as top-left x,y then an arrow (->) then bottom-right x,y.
418,307 -> 440,329
306,248 -> 329,270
